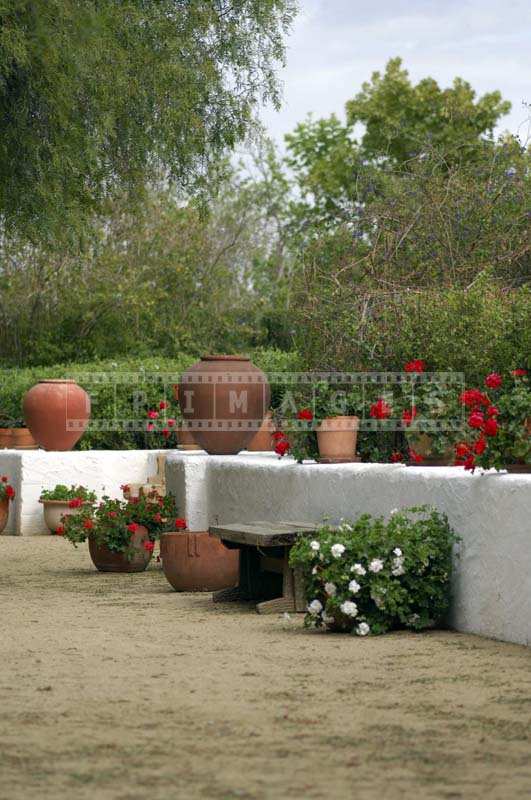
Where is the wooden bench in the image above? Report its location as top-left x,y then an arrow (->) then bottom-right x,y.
209,521 -> 318,614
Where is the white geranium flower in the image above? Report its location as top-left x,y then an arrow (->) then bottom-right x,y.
340,600 -> 358,617
356,622 -> 370,636
392,565 -> 405,576
392,556 -> 405,576
310,540 -> 320,551
322,613 -> 335,625
331,543 -> 346,558
393,547 -> 402,556
351,563 -> 366,576
307,599 -> 323,616
324,582 -> 337,596
390,508 -> 399,516
311,566 -> 318,575
339,522 -> 353,532
369,558 -> 384,573
348,579 -> 361,594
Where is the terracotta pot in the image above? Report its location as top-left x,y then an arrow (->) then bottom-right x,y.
88,525 -> 152,573
316,416 -> 359,462
247,411 -> 276,452
39,500 -> 89,534
0,497 -> 10,534
160,532 -> 239,592
175,428 -> 201,451
406,433 -> 454,466
178,355 -> 270,455
23,380 -> 90,451
0,427 -> 37,449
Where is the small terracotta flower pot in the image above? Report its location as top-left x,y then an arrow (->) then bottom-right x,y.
23,379 -> 91,451
0,497 -> 10,534
316,416 -> 359,463
406,433 -> 454,466
39,500 -> 89,534
247,411 -> 276,451
88,525 -> 152,573
0,427 -> 37,449
160,531 -> 239,592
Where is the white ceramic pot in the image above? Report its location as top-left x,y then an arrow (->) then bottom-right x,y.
40,500 -> 86,534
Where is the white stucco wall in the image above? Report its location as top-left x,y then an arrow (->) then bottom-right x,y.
166,452 -> 531,646
0,449 -> 166,536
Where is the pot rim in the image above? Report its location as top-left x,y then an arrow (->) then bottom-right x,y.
37,379 -> 78,384
39,498 -> 91,505
200,355 -> 250,362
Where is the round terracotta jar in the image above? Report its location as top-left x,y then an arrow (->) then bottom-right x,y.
23,380 -> 91,451
88,525 -> 152,573
160,532 -> 239,592
316,416 -> 360,463
178,355 -> 270,455
0,497 -> 10,534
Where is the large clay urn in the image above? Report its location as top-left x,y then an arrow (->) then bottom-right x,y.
178,355 -> 270,455
160,532 -> 239,592
23,380 -> 90,451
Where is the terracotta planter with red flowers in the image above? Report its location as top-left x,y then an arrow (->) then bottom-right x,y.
160,531 -> 239,592
23,379 -> 91,451
89,525 -> 152,573
316,416 -> 360,463
0,427 -> 37,449
178,355 -> 270,455
0,477 -> 16,534
406,434 -> 454,466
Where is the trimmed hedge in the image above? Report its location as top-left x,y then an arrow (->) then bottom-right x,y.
0,349 -> 300,450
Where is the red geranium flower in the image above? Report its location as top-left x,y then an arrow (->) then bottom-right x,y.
370,398 -> 392,420
83,518 -> 94,530
147,410 -> 159,420
468,411 -> 484,429
459,389 -> 489,408
68,497 -> 83,508
390,451 -> 403,463
474,437 -> 487,455
162,428 -> 170,439
486,405 -> 499,417
1,475 -> 8,482
511,369 -> 527,377
404,360 -> 426,373
297,408 -> 313,422
127,522 -> 138,533
174,518 -> 187,530
167,418 -> 176,427
455,442 -> 470,458
146,422 -> 155,432
484,372 -> 502,389
401,406 -> 417,427
55,525 -> 65,535
463,455 -> 476,472
483,418 -> 498,437
143,540 -> 155,552
275,438 -> 291,456
152,512 -> 162,524
120,484 -> 130,493
159,401 -> 169,410
408,448 -> 424,464
5,485 -> 15,499
272,431 -> 285,441
108,511 -> 117,518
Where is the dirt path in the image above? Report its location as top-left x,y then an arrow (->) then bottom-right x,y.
1,538 -> 530,800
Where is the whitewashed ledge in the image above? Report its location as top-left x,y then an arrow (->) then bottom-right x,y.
166,451 -> 531,647
0,449 -> 165,536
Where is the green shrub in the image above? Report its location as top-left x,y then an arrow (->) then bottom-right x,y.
290,506 -> 459,635
39,485 -> 97,502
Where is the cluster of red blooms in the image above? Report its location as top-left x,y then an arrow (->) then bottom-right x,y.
454,372 -> 508,470
146,400 -> 176,439
0,475 -> 15,500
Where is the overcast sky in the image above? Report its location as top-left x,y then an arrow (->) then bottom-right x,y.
260,0 -> 531,148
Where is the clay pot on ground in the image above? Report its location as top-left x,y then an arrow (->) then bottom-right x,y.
39,500 -> 89,534
160,532 -> 239,592
406,433 -> 454,466
316,416 -> 360,463
88,525 -> 152,573
0,427 -> 37,449
23,380 -> 91,451
247,411 -> 276,452
178,355 -> 270,455
0,497 -> 10,534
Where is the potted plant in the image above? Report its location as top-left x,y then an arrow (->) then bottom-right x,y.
160,519 -> 240,592
39,484 -> 97,534
290,505 -> 459,636
0,475 -> 16,534
0,415 -> 37,449
454,369 -> 530,472
61,492 -> 177,572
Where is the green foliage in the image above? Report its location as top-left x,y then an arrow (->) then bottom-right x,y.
39,485 -> 97,502
62,493 -> 177,552
0,0 -> 294,244
290,506 -> 459,635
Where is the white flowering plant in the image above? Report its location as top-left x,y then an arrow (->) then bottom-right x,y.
290,505 -> 459,636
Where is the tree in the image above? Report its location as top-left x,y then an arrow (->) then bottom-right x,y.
0,0 -> 294,244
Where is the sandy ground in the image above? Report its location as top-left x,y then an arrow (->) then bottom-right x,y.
1,538 -> 531,800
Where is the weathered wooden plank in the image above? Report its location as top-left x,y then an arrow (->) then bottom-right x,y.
209,520 -> 317,547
